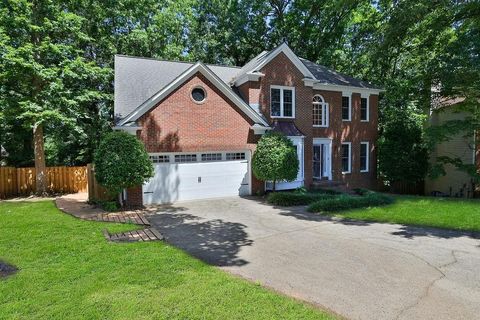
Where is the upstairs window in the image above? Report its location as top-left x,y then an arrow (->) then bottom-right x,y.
342,95 -> 351,121
360,142 -> 369,172
341,143 -> 351,173
313,95 -> 328,127
360,96 -> 369,121
271,86 -> 295,118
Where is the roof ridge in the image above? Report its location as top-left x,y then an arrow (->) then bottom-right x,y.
115,54 -> 241,69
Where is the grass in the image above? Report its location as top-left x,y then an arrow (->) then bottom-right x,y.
330,195 -> 480,232
0,201 -> 336,320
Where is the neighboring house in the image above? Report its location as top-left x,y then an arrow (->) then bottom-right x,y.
114,43 -> 382,205
425,97 -> 476,197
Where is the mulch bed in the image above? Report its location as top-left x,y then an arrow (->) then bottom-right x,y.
0,260 -> 18,279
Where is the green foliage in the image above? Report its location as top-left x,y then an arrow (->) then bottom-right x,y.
0,201 -> 335,319
267,192 -> 335,206
378,105 -> 429,184
252,132 -> 299,191
307,193 -> 394,213
93,131 -> 153,195
331,195 -> 480,232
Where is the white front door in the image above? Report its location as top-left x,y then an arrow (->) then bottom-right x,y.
266,136 -> 304,190
313,138 -> 332,180
143,151 -> 250,204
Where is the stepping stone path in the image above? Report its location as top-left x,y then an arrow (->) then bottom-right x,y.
84,212 -> 151,226
103,228 -> 164,242
55,193 -> 163,243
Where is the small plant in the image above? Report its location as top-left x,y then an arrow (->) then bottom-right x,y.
99,201 -> 119,212
267,191 -> 335,206
307,192 -> 394,213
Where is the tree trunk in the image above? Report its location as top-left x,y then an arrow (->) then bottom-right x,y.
33,123 -> 47,195
272,179 -> 276,192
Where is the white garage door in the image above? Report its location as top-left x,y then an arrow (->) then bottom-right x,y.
143,151 -> 250,205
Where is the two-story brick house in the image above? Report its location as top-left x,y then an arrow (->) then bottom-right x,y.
114,43 -> 382,205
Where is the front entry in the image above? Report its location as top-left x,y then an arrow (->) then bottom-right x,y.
313,138 -> 332,180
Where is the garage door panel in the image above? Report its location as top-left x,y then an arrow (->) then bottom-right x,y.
143,157 -> 249,205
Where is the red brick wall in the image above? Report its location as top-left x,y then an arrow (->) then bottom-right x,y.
253,52 -> 379,190
258,52 -> 315,187
125,72 -> 264,206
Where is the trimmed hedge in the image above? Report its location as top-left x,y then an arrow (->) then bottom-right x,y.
307,193 -> 394,213
267,192 -> 336,206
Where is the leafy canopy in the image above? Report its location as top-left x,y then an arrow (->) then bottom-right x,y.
252,132 -> 299,188
94,131 -> 154,195
378,104 -> 428,184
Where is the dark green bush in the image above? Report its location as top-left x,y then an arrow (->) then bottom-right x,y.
267,192 -> 335,206
352,188 -> 372,196
308,193 -> 394,213
94,131 -> 154,195
89,199 -> 119,212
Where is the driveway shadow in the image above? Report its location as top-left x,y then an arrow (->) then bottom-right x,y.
391,225 -> 480,240
148,211 -> 253,267
245,196 -> 480,241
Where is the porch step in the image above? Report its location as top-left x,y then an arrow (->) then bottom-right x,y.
311,180 -> 356,194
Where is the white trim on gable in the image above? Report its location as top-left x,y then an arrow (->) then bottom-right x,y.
254,43 -> 315,79
233,43 -> 315,86
234,72 -> 265,86
118,62 -> 269,127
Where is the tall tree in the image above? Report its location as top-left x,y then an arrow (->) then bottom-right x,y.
0,0 -> 108,193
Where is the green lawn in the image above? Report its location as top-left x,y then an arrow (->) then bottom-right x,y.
0,201 -> 335,320
331,195 -> 480,232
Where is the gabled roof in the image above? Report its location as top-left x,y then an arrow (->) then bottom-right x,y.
114,55 -> 241,121
232,43 -> 316,85
231,43 -> 381,91
116,60 -> 269,127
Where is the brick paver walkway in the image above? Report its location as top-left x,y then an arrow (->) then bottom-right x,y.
56,193 -> 163,242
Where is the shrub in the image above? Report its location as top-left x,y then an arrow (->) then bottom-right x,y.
88,199 -> 119,212
94,131 -> 154,197
267,192 -> 335,206
308,193 -> 394,213
252,131 -> 299,191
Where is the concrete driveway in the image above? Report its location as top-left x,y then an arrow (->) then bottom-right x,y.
147,197 -> 480,320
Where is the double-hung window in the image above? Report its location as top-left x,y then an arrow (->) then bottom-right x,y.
341,142 -> 351,174
360,95 -> 369,121
342,94 -> 351,121
271,86 -> 295,118
360,142 -> 369,172
313,95 -> 328,127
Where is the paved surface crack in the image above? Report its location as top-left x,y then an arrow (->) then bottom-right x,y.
395,250 -> 458,320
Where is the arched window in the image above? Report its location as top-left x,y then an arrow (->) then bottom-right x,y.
313,95 -> 328,127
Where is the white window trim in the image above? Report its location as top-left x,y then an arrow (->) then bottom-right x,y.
360,142 -> 369,172
341,142 -> 352,174
312,94 -> 329,127
342,92 -> 352,121
360,93 -> 370,122
270,85 -> 295,119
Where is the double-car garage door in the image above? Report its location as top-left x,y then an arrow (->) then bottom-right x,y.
143,151 -> 250,205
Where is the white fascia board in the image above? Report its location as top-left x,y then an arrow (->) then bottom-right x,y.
118,62 -> 269,127
234,72 -> 265,86
254,43 -> 316,79
251,124 -> 271,135
305,80 -> 384,95
113,126 -> 142,135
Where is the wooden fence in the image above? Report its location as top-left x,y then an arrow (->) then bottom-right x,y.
86,164 -> 113,202
0,166 -> 87,199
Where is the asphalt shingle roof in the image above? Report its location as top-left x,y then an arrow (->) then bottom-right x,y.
114,55 -> 240,121
299,58 -> 380,89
